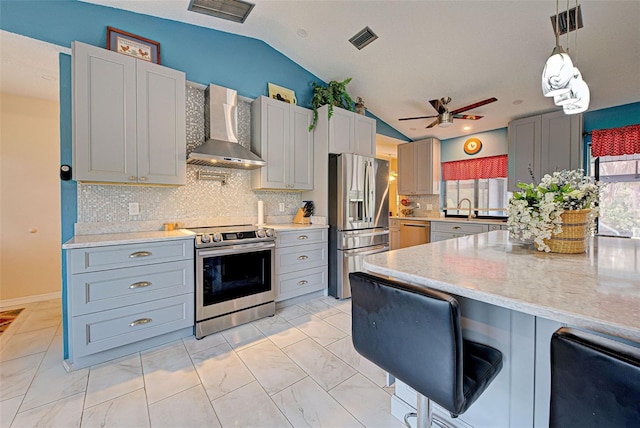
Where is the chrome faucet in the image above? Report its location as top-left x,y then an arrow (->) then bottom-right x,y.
458,198 -> 473,220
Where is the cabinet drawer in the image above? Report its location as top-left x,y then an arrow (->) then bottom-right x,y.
430,222 -> 488,235
276,266 -> 327,302
69,239 -> 193,273
70,260 -> 194,316
70,294 -> 194,358
488,224 -> 508,231
277,229 -> 327,247
276,242 -> 327,274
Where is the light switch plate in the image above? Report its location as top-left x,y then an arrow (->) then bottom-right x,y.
128,202 -> 140,216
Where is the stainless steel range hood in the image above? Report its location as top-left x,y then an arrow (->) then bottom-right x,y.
188,84 -> 265,170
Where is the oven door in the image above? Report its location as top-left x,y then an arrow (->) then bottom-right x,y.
195,242 -> 275,322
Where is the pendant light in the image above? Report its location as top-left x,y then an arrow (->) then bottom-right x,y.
562,0 -> 590,114
542,0 -> 574,97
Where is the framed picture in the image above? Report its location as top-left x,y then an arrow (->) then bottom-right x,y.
268,83 -> 297,104
107,27 -> 160,64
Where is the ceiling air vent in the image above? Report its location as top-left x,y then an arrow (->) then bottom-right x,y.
550,4 -> 583,35
188,0 -> 255,24
349,26 -> 378,50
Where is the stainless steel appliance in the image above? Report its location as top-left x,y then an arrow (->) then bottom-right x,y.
190,225 -> 276,339
328,153 -> 390,299
400,219 -> 430,248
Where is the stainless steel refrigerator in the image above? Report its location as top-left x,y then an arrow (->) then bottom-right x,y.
328,153 -> 390,299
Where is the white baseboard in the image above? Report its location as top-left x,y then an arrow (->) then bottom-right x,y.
0,292 -> 61,309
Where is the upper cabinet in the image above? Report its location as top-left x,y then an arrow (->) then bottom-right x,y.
251,96 -> 314,190
508,111 -> 583,191
397,138 -> 441,195
73,41 -> 186,185
315,105 -> 376,157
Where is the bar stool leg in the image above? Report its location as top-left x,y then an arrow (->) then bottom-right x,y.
403,395 -> 434,428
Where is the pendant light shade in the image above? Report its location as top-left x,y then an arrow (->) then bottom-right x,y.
563,77 -> 590,114
542,49 -> 574,97
553,67 -> 583,106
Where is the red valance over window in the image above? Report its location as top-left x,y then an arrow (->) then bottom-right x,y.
591,124 -> 640,157
441,154 -> 508,181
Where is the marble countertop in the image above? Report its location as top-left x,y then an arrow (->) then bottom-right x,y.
390,216 -> 507,225
63,229 -> 196,249
63,223 -> 327,249
363,230 -> 640,342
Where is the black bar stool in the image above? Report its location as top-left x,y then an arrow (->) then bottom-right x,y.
349,272 -> 503,428
550,327 -> 640,428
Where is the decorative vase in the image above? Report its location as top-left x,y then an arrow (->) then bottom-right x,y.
544,209 -> 591,254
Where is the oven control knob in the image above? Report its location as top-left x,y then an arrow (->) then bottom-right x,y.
212,233 -> 222,242
257,229 -> 266,238
266,229 -> 275,237
200,234 -> 210,243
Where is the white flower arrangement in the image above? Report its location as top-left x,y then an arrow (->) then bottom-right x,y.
507,169 -> 601,252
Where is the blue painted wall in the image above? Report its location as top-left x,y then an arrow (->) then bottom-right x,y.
0,0 -> 408,141
583,102 -> 640,132
441,128 -> 508,162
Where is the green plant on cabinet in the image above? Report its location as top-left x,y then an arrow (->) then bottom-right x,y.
309,77 -> 354,131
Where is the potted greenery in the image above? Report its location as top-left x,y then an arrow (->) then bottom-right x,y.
308,78 -> 354,131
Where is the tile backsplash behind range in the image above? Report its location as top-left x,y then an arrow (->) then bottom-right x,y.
76,86 -> 302,235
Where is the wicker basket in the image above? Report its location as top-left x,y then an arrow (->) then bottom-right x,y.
544,209 -> 591,254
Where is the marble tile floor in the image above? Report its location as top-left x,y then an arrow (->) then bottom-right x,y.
0,296 -> 402,427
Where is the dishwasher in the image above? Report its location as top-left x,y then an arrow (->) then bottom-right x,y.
399,220 -> 430,248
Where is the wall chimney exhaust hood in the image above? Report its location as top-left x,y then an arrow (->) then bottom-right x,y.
187,84 -> 266,170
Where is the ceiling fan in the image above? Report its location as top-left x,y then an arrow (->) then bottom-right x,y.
399,97 -> 498,128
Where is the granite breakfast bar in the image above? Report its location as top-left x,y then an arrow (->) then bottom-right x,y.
363,230 -> 640,428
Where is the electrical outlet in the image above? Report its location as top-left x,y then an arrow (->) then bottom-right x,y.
279,203 -> 285,212
128,202 -> 140,216
427,204 -> 433,211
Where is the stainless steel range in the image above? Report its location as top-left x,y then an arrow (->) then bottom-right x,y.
189,225 -> 276,339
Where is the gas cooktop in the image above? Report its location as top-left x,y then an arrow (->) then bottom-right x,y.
188,224 -> 276,248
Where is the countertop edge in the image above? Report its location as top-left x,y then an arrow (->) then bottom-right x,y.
62,230 -> 196,249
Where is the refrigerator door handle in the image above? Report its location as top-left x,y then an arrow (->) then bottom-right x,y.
342,244 -> 389,257
341,229 -> 389,237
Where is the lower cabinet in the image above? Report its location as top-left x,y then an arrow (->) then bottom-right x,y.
65,238 -> 194,370
389,218 -> 400,250
275,228 -> 328,302
430,221 -> 489,242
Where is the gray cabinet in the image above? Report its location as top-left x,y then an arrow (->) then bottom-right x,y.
274,228 -> 328,302
430,221 -> 488,242
251,96 -> 313,190
315,105 -> 376,157
389,218 -> 400,250
65,238 -> 194,369
397,138 -> 441,195
508,111 -> 583,191
73,41 -> 186,185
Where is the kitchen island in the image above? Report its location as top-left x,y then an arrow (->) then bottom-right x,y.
363,231 -> 640,427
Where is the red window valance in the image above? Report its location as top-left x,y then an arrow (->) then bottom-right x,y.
591,124 -> 640,157
441,155 -> 508,181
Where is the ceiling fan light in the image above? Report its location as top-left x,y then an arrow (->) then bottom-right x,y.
554,67 -> 583,106
563,79 -> 590,114
542,51 -> 574,97
438,112 -> 454,127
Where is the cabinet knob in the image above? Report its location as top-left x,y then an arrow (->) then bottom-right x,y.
129,318 -> 152,327
139,176 -> 147,181
297,280 -> 309,286
129,281 -> 152,289
453,226 -> 461,230
129,176 -> 137,181
297,255 -> 309,260
297,235 -> 308,240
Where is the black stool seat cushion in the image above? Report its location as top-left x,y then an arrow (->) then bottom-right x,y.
550,327 -> 640,428
350,272 -> 503,417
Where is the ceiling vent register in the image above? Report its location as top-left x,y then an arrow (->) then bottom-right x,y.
349,27 -> 378,50
550,4 -> 583,35
188,0 -> 255,23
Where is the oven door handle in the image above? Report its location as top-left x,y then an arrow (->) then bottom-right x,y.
197,242 -> 275,257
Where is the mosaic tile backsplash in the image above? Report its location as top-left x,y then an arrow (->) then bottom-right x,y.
76,86 -> 303,234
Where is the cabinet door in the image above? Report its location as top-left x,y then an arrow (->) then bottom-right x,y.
540,111 -> 583,178
354,114 -> 376,157
328,107 -> 355,154
414,138 -> 440,195
73,42 -> 137,182
290,105 -> 314,190
508,115 -> 542,191
136,61 -> 186,185
397,142 -> 415,195
261,98 -> 290,189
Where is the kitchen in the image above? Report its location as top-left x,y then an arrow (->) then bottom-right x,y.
1,1 -> 640,427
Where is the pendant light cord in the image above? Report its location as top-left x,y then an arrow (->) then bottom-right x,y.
566,0 -> 570,52
555,0 -> 560,47
574,0 -> 579,66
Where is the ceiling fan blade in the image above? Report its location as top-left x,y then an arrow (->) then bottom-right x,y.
429,98 -> 448,114
425,118 -> 440,128
453,114 -> 484,120
398,115 -> 438,121
450,97 -> 497,115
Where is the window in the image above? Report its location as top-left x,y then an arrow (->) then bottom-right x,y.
590,152 -> 640,238
442,155 -> 509,218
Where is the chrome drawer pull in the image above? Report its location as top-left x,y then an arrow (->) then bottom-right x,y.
298,255 -> 309,260
129,281 -> 152,289
129,318 -> 152,327
297,235 -> 308,240
298,280 -> 308,286
129,251 -> 152,258
453,226 -> 461,230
